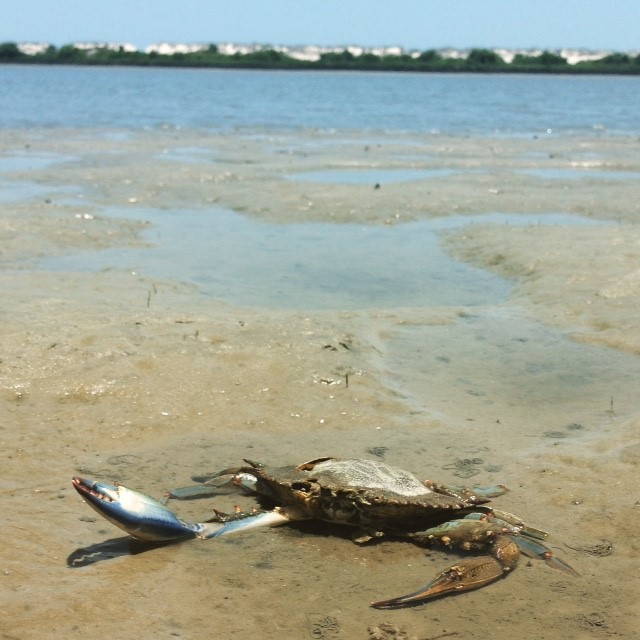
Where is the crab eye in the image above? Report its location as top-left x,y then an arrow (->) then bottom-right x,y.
292,481 -> 313,493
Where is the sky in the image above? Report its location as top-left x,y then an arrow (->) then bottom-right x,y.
1,1 -> 638,52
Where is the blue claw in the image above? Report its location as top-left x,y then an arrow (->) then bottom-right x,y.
512,533 -> 580,577
72,477 -> 200,542
198,508 -> 291,539
73,477 -> 293,543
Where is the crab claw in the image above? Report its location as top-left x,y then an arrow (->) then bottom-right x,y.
512,534 -> 580,577
371,556 -> 504,609
73,477 -> 294,543
72,477 -> 200,542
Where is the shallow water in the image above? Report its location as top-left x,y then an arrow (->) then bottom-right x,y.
39,210 -> 606,310
0,151 -> 76,172
0,179 -> 77,203
383,305 -> 640,431
519,167 -> 639,180
287,167 -> 458,184
41,208 -> 510,309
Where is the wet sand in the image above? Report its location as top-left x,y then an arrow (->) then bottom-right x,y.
2,129 -> 639,639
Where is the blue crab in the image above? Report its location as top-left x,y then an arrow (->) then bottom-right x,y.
72,456 -> 577,608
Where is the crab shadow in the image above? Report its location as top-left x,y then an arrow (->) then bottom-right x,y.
66,537 -> 172,568
66,518 -> 368,569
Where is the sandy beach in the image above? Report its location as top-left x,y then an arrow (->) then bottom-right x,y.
2,128 -> 639,639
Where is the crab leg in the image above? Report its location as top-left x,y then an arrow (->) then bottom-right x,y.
371,553 -> 508,608
424,481 -> 508,501
512,533 -> 580,576
72,477 -> 297,542
371,514 -> 577,608
371,535 -> 579,609
198,508 -> 292,538
371,522 -> 518,608
462,512 -> 578,576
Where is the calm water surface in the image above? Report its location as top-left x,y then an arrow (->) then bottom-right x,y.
41,211 -> 605,310
1,65 -> 639,134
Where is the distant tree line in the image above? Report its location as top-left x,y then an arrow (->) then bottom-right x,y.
1,42 -> 639,74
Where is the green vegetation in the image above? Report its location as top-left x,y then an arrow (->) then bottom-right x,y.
1,42 -> 639,74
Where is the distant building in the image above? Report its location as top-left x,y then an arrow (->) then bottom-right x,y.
145,43 -> 209,55
12,41 -> 635,65
17,42 -> 51,55
73,42 -> 138,53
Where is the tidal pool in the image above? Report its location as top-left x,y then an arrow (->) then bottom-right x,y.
0,151 -> 76,172
519,168 -> 639,180
286,168 -> 457,185
40,209 -> 603,310
0,180 -> 79,204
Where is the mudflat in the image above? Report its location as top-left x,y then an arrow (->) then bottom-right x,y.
2,129 -> 639,639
